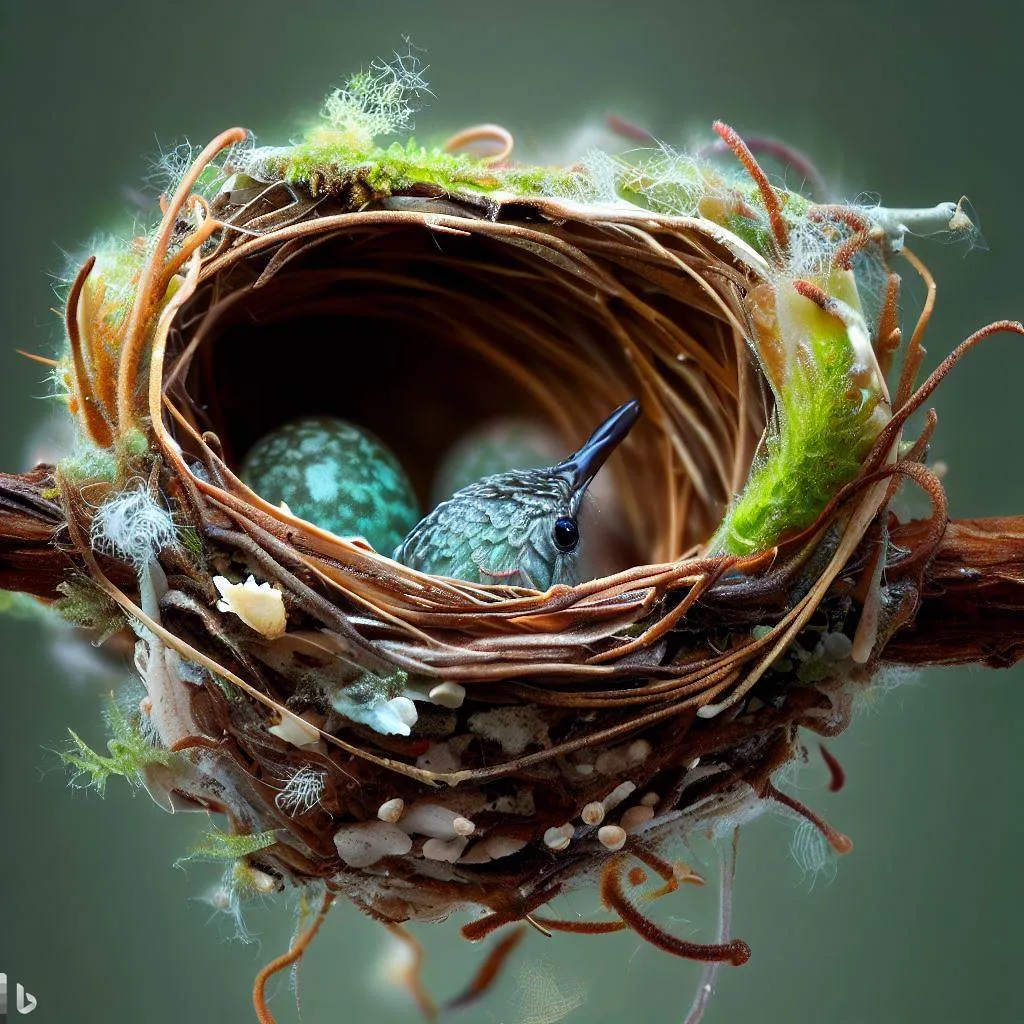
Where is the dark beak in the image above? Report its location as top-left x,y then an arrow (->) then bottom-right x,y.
557,400 -> 641,498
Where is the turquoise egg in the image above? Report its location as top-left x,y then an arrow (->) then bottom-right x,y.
430,418 -> 563,506
240,417 -> 420,554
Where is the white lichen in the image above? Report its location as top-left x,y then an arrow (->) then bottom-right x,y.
333,691 -> 418,736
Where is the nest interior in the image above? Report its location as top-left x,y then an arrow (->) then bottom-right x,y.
176,210 -> 765,561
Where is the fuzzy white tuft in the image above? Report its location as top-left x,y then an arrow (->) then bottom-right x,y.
321,49 -> 430,147
91,488 -> 177,569
274,766 -> 326,816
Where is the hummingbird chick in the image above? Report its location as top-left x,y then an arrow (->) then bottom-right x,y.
394,400 -> 641,590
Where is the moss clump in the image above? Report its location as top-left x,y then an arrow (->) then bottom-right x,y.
53,576 -> 125,641
715,307 -> 881,555
57,445 -> 117,484
177,825 -> 278,865
61,698 -> 176,795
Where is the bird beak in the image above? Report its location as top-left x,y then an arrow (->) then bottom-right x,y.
557,400 -> 641,500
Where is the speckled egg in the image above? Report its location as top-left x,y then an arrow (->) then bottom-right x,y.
240,417 -> 419,554
430,418 -> 564,507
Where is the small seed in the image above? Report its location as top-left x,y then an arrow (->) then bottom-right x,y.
377,798 -> 405,824
543,824 -> 574,851
598,825 -> 627,852
248,868 -> 277,894
628,739 -> 652,762
428,681 -> 466,709
581,801 -> 605,826
603,781 -> 636,812
621,805 -> 655,833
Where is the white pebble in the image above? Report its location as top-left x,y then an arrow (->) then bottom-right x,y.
597,825 -> 627,851
452,816 -> 476,837
422,836 -> 469,863
484,835 -> 528,859
268,710 -> 322,748
620,805 -> 655,832
543,824 -> 574,851
603,781 -> 636,812
581,801 -> 605,826
334,821 -> 413,868
428,682 -> 466,709
377,798 -> 405,824
399,802 -> 462,839
628,739 -> 652,763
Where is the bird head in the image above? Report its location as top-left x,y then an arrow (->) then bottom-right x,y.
396,400 -> 641,590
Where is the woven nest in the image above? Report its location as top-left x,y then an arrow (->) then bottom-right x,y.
15,107 -> 1021,1020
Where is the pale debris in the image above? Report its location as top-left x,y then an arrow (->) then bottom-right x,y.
213,574 -> 287,639
377,798 -> 405,824
543,824 -> 575,851
334,820 -> 413,868
597,825 -> 627,851
468,705 -> 550,755
268,709 -> 322,748
427,681 -> 466,708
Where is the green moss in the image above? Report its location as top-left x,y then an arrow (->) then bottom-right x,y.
714,318 -> 881,556
58,446 -> 117,484
264,131 -> 578,202
61,698 -> 175,795
177,825 -> 278,866
54,576 -> 125,642
117,426 -> 150,460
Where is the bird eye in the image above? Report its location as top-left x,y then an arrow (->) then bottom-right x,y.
552,516 -> 579,552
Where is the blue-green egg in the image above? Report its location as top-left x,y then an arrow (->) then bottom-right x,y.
430,418 -> 564,507
240,417 -> 419,553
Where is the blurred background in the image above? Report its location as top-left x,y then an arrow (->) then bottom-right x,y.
1,1 -> 1021,1021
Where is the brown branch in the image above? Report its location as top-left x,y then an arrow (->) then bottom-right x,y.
1,467 -> 1022,668
884,515 -> 1024,668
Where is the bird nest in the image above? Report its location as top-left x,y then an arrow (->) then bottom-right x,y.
28,84 -> 1022,1021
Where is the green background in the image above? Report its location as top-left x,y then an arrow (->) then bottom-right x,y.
1,1 -> 1020,1021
